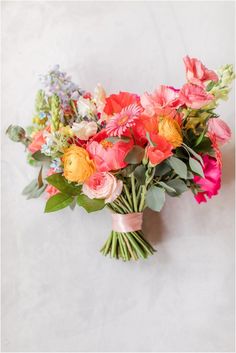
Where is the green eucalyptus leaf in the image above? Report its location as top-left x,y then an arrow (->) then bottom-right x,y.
134,165 -> 146,185
183,143 -> 203,165
45,193 -> 74,213
27,184 -> 47,199
187,171 -> 194,179
32,151 -> 51,162
189,157 -> 204,177
77,194 -> 105,213
155,162 -> 172,176
125,145 -> 145,164
157,181 -> 176,194
168,157 -> 187,179
22,179 -> 38,195
194,130 -> 205,147
46,173 -> 82,196
166,179 -> 188,196
105,136 -> 130,143
146,186 -> 165,212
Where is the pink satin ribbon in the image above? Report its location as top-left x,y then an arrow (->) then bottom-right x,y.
111,212 -> 143,233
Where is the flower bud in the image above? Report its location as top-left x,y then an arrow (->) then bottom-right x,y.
6,125 -> 26,142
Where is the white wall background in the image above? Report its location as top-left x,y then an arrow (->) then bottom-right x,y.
1,1 -> 235,352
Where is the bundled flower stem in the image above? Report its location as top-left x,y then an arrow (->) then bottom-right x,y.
101,171 -> 156,260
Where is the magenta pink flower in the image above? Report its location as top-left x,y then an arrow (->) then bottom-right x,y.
208,118 -> 231,145
141,85 -> 181,117
179,83 -> 214,109
106,104 -> 142,137
183,56 -> 218,87
194,155 -> 221,203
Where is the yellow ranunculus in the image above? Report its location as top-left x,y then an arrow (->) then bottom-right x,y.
62,145 -> 95,183
158,117 -> 183,148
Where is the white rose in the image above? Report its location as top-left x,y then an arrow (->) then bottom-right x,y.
77,96 -> 97,117
72,121 -> 98,140
82,172 -> 123,203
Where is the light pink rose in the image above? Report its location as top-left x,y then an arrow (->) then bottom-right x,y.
183,56 -> 218,87
179,83 -> 214,109
194,155 -> 221,204
82,172 -> 123,203
141,85 -> 181,117
208,118 -> 231,145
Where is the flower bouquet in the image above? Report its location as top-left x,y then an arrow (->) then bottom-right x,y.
7,57 -> 234,261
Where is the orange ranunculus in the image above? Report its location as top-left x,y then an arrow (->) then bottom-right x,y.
147,133 -> 173,166
62,145 -> 95,183
158,116 -> 183,148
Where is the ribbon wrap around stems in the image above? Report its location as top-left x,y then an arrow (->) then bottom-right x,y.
111,212 -> 143,233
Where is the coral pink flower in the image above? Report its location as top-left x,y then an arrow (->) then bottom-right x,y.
179,83 -> 214,109
183,56 -> 218,87
106,104 -> 143,137
45,168 -> 60,198
208,118 -> 231,145
208,132 -> 222,167
28,129 -> 47,153
82,172 -> 123,203
194,155 -> 221,203
141,85 -> 181,117
87,130 -> 134,172
147,133 -> 173,166
104,91 -> 141,115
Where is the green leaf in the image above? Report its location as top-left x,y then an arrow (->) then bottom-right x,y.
44,193 -> 74,213
166,179 -> 188,196
168,157 -> 187,179
146,186 -> 165,212
125,145 -> 145,164
194,137 -> 213,154
183,143 -> 203,165
194,130 -> 205,147
27,184 -> 46,199
105,136 -> 130,143
187,171 -> 194,179
117,164 -> 137,177
189,157 -> 204,177
32,151 -> 51,162
22,179 -> 38,195
134,165 -> 146,185
155,162 -> 172,176
157,181 -> 176,194
46,173 -> 82,196
77,194 -> 105,213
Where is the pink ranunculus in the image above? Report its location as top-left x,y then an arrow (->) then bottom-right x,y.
183,56 -> 219,87
28,129 -> 46,153
194,155 -> 221,204
179,83 -> 214,109
87,130 -> 134,172
82,172 -> 123,203
208,118 -> 231,145
141,85 -> 181,117
45,168 -> 60,198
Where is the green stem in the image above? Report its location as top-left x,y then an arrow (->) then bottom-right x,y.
124,184 -> 133,208
131,173 -> 138,212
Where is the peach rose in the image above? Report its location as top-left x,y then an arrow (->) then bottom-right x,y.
82,172 -> 123,203
62,145 -> 95,183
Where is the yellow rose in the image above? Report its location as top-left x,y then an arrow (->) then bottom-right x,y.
62,145 -> 95,183
158,117 -> 183,148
